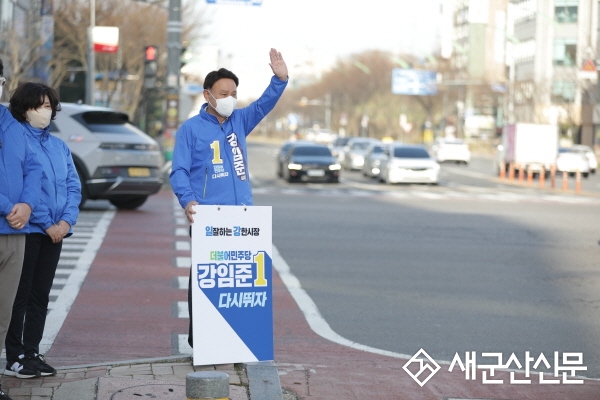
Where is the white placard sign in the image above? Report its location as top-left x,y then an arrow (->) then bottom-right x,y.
191,205 -> 273,365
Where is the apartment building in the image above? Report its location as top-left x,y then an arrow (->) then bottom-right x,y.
508,0 -> 599,145
444,0 -> 600,145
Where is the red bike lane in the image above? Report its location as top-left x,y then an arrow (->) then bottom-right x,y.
46,190 -> 600,399
47,190 -> 189,366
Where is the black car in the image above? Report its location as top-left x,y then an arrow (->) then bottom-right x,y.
276,140 -> 309,177
281,143 -> 341,183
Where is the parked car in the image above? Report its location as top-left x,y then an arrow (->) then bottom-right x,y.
304,128 -> 336,144
329,136 -> 355,163
276,139 -> 309,177
430,138 -> 471,164
556,147 -> 590,177
46,103 -> 165,209
378,144 -> 440,184
362,141 -> 388,178
281,143 -> 341,183
343,137 -> 378,170
570,145 -> 597,173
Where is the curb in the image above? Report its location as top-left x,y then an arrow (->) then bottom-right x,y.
244,361 -> 284,400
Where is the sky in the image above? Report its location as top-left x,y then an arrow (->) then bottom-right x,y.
190,0 -> 442,101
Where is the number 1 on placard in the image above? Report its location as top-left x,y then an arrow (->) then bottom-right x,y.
254,251 -> 268,287
210,140 -> 223,164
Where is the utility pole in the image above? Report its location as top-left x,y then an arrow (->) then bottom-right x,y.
86,0 -> 95,105
164,0 -> 182,132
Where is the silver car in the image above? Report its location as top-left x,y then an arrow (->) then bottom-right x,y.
361,141 -> 388,178
343,137 -> 378,170
49,103 -> 165,209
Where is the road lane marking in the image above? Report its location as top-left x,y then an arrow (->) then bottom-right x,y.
175,256 -> 191,268
175,241 -> 190,251
175,301 -> 188,319
175,228 -> 188,236
176,334 -> 192,355
272,244 -> 416,361
175,276 -> 188,290
442,166 -> 493,179
39,210 -> 116,355
254,186 -> 600,204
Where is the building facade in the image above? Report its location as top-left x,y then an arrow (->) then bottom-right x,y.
445,0 -> 600,145
508,0 -> 598,145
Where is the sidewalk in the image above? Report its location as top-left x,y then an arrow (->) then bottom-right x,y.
1,356 -> 289,399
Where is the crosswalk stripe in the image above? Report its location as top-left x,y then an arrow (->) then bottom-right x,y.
175,241 -> 190,251
253,186 -> 600,204
176,256 -> 191,268
175,301 -> 188,319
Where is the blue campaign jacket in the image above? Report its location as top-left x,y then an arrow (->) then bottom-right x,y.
22,123 -> 81,237
0,106 -> 43,234
170,75 -> 287,208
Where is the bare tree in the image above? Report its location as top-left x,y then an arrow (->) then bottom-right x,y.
51,0 -> 206,117
270,50 -> 445,141
0,26 -> 44,95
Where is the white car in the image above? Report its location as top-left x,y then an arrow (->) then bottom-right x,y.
556,148 -> 590,177
570,145 -> 597,173
430,138 -> 471,164
378,144 -> 440,184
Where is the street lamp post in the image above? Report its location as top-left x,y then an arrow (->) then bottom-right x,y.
86,0 -> 95,105
164,0 -> 182,132
299,93 -> 332,130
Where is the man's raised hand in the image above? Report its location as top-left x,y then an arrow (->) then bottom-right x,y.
269,48 -> 288,81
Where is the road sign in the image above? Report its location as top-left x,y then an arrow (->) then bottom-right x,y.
579,59 -> 598,81
392,69 -> 438,96
582,59 -> 597,72
206,0 -> 262,5
92,26 -> 119,53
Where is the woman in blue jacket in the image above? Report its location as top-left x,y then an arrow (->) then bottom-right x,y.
4,83 -> 81,379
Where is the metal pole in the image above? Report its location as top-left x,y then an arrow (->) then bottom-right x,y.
165,0 -> 181,130
325,93 -> 331,130
86,0 -> 95,105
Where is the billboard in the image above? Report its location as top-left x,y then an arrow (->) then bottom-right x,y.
92,26 -> 119,53
392,69 -> 438,96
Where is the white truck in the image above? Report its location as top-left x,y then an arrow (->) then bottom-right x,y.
495,123 -> 559,175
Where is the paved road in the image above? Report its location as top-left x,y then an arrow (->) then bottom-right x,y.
250,141 -> 600,380
14,139 -> 600,398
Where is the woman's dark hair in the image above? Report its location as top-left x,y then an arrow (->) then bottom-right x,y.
9,82 -> 61,123
203,68 -> 239,89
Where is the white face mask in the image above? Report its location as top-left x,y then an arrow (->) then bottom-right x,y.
208,91 -> 237,118
26,108 -> 52,129
0,86 -> 3,100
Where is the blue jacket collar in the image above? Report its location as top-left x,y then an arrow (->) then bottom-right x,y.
200,103 -> 232,123
22,122 -> 50,141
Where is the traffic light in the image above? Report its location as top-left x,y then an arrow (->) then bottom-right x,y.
180,46 -> 189,71
145,45 -> 157,62
144,45 -> 158,89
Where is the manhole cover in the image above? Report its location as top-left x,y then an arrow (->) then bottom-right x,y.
97,377 -> 185,400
